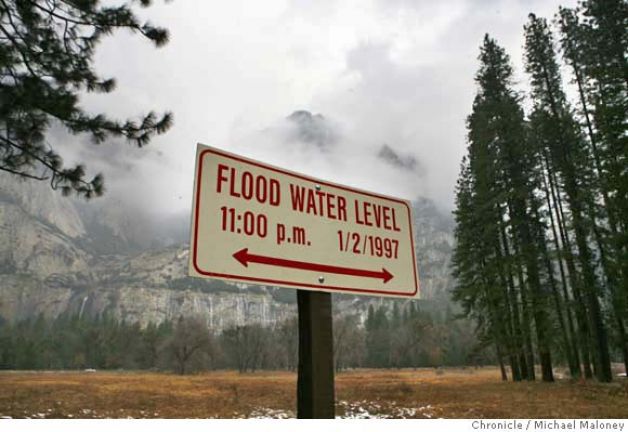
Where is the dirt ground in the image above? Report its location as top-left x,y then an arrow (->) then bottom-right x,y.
1,367 -> 627,419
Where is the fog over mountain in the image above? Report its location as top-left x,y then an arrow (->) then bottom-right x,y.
41,0 -> 575,219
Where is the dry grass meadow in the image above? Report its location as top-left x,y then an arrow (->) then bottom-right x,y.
1,367 -> 628,419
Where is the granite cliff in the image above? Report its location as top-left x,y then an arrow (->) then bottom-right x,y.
0,173 -> 454,330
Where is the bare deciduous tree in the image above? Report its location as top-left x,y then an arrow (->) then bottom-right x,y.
221,324 -> 268,373
160,316 -> 215,375
333,314 -> 365,371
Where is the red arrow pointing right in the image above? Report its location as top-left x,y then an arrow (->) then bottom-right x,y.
233,248 -> 393,283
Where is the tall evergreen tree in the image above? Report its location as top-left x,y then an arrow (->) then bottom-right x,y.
454,35 -> 555,381
525,13 -> 614,382
561,2 -> 628,305
581,2 -> 628,333
558,2 -> 628,377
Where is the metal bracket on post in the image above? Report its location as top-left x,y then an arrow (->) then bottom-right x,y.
297,289 -> 335,419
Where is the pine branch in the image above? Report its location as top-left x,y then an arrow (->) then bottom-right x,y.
0,135 -> 103,197
0,164 -> 48,180
0,0 -> 171,198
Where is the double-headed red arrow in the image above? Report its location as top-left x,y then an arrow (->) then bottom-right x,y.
233,248 -> 393,283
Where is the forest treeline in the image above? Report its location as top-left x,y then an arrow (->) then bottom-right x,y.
0,302 -> 485,374
453,1 -> 627,382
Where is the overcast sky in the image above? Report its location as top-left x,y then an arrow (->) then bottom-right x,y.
55,0 -> 578,216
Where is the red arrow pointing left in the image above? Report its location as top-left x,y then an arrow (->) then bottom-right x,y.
233,248 -> 393,283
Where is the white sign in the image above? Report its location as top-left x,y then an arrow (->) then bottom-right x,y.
189,144 -> 420,298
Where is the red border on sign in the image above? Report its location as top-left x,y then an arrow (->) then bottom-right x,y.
192,146 -> 420,297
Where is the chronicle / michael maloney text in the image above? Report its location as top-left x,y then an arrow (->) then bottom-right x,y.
472,420 -> 625,431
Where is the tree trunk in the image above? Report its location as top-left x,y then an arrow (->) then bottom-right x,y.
496,341 -> 508,381
547,155 -> 593,379
498,220 -> 526,381
540,160 -> 581,378
510,229 -> 536,381
541,62 -> 611,382
510,198 -> 553,382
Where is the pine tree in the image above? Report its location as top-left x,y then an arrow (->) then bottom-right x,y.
452,157 -> 513,379
0,0 -> 172,197
453,35 -> 558,381
558,2 -> 628,379
568,2 -> 628,301
524,12 -> 615,382
581,3 -> 628,353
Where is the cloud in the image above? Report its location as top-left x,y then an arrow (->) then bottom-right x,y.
41,0 -> 578,218
310,41 -> 469,207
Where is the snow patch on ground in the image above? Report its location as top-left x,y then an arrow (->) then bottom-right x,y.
337,400 -> 436,419
241,407 -> 295,419
232,400 -> 437,419
230,400 -> 436,419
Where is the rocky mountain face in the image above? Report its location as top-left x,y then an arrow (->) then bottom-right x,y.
0,173 -> 454,330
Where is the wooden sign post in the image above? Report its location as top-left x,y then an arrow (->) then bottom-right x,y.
297,290 -> 335,418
